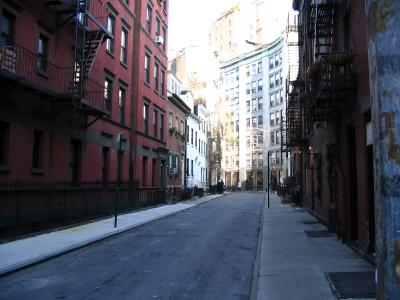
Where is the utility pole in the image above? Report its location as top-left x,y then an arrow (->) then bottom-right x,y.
365,1 -> 400,298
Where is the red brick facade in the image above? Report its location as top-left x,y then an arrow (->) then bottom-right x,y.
291,0 -> 374,255
0,0 -> 135,183
130,0 -> 169,187
166,94 -> 190,188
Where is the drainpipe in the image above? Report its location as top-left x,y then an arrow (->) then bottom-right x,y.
365,1 -> 400,298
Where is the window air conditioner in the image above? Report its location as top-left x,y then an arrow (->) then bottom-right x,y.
155,35 -> 164,45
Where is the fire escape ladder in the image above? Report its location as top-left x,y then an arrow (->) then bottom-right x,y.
309,2 -> 335,57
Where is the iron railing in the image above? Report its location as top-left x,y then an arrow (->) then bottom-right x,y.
0,37 -> 107,113
0,182 -> 175,233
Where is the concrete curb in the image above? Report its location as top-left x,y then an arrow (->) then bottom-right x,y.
0,194 -> 224,277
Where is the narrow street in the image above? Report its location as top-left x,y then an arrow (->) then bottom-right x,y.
0,193 -> 264,300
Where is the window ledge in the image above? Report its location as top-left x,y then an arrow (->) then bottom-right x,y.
144,82 -> 151,88
37,69 -> 49,78
0,165 -> 10,173
120,61 -> 128,69
31,168 -> 44,175
106,50 -> 115,59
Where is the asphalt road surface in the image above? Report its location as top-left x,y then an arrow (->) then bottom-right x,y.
0,192 -> 264,300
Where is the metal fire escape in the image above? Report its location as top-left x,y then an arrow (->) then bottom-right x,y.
286,12 -> 306,148
307,1 -> 335,122
42,0 -> 111,126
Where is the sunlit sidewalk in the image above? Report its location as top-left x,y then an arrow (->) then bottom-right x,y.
0,194 -> 222,277
255,194 -> 376,300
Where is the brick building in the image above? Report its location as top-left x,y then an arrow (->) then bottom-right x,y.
130,0 -> 169,187
166,71 -> 190,188
0,0 -> 135,183
288,0 -> 374,255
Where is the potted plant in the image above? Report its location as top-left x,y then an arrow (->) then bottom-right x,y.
327,52 -> 352,66
306,63 -> 318,79
169,127 -> 176,135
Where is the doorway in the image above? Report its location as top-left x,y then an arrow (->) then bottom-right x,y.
347,125 -> 358,242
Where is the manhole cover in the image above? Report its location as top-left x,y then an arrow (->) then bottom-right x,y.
325,271 -> 376,299
304,229 -> 332,237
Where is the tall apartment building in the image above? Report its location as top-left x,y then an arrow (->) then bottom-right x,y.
131,0 -> 169,187
220,36 -> 287,191
288,0 -> 373,256
0,0 -> 134,183
209,1 -> 256,63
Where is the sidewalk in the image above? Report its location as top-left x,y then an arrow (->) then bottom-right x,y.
255,194 -> 376,300
0,193 -> 222,277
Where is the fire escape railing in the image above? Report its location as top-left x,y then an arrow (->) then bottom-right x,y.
0,36 -> 108,113
41,0 -> 111,116
308,55 -> 357,122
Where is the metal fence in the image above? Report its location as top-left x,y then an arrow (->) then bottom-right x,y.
0,181 -> 173,233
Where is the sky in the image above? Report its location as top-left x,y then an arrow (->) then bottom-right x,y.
167,0 -> 293,59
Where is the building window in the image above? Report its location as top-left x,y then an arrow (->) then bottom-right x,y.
251,64 -> 256,75
251,81 -> 256,94
160,69 -> 165,96
154,62 -> 159,91
118,86 -> 126,124
143,103 -> 149,134
37,34 -> 48,72
270,113 -> 275,126
275,73 -> 279,86
258,79 -> 263,91
276,111 -> 280,125
246,100 -> 250,112
32,130 -> 44,170
69,139 -> 81,183
162,26 -> 167,51
106,14 -> 115,53
1,11 -> 15,45
252,99 -> 257,111
160,114 -> 164,141
275,54 -> 279,66
276,131 -> 280,145
102,147 -> 110,183
246,118 -> 250,128
252,117 -> 257,128
120,28 -> 128,64
258,97 -> 263,110
156,17 -> 161,36
153,110 -> 158,138
144,53 -> 150,84
195,131 -> 197,147
270,132 -> 275,144
146,4 -> 152,33
169,112 -> 173,128
269,92 -> 275,106
142,156 -> 147,186
0,122 -> 9,167
270,75 -> 274,88
104,77 -> 113,113
191,128 -> 193,144
186,125 -> 189,142
258,116 -> 263,128
257,61 -> 262,73
191,159 -> 194,176
279,70 -> 282,85
280,90 -> 284,103
269,57 -> 274,69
